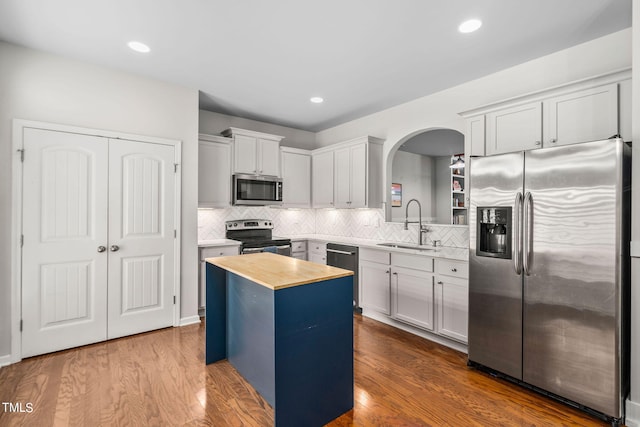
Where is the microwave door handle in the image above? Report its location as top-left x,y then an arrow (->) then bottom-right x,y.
514,192 -> 523,275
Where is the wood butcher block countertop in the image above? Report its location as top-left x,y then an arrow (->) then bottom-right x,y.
206,252 -> 353,290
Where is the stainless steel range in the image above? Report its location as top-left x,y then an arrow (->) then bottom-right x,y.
226,219 -> 291,256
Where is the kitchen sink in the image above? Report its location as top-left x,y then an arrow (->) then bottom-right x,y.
376,242 -> 436,251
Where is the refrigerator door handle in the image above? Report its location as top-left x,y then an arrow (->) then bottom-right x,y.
514,192 -> 523,275
523,191 -> 533,276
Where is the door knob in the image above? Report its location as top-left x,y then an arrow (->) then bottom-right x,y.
97,246 -> 106,253
110,245 -> 120,252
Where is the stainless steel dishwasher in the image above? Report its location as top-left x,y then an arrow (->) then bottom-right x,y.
326,243 -> 360,313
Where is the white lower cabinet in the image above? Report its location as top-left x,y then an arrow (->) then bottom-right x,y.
308,240 -> 326,264
434,259 -> 469,343
360,247 -> 468,345
392,266 -> 434,330
291,240 -> 307,260
360,260 -> 391,315
199,245 -> 239,310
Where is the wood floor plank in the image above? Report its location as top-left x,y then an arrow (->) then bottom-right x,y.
0,315 -> 613,426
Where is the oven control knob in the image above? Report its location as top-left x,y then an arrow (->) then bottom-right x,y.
233,222 -> 238,227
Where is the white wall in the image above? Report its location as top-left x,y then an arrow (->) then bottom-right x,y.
627,2 -> 640,425
0,42 -> 200,359
391,151 -> 435,222
199,110 -> 316,150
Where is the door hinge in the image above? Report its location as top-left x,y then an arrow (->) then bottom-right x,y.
174,229 -> 177,238
174,163 -> 179,173
17,149 -> 24,162
173,296 -> 176,305
20,235 -> 24,247
20,319 -> 23,332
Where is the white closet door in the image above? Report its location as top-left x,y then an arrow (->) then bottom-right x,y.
107,139 -> 176,339
22,128 -> 109,357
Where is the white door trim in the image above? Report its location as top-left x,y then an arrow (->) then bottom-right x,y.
11,119 -> 182,363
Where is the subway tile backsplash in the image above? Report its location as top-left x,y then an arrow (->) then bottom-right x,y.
198,208 -> 469,248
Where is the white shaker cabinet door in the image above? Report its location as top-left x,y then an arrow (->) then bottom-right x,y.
393,266 -> 435,331
436,275 -> 468,343
334,146 -> 352,208
198,139 -> 231,208
312,150 -> 335,207
281,149 -> 311,207
544,83 -> 618,148
258,138 -> 281,176
486,101 -> 542,155
360,261 -> 391,315
233,134 -> 258,174
349,143 -> 368,208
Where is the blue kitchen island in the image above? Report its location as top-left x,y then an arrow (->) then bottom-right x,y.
205,252 -> 354,427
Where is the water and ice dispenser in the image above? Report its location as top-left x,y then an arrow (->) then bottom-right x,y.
476,207 -> 512,259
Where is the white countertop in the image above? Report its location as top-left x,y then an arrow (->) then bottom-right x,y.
198,239 -> 241,248
199,235 -> 468,261
289,234 -> 468,261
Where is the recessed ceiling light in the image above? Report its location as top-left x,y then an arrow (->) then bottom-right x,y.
458,19 -> 482,34
310,97 -> 324,104
128,41 -> 151,53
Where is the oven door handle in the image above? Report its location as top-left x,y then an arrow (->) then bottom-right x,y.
275,245 -> 291,249
326,248 -> 356,256
242,247 -> 264,254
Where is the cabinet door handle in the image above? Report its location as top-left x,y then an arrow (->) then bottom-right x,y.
451,268 -> 457,272
110,245 -> 120,252
392,272 -> 398,276
535,140 -> 541,146
385,270 -> 390,274
97,246 -> 106,253
550,138 -> 557,144
437,281 -> 443,285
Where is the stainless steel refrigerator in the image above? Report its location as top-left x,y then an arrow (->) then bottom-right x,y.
468,138 -> 631,423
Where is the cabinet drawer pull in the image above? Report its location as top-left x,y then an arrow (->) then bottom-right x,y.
392,272 -> 398,276
437,281 -> 443,285
451,268 -> 457,272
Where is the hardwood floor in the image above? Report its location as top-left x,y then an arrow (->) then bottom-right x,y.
0,315 -> 611,426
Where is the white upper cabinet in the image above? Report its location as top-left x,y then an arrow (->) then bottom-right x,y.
544,83 -> 618,147
486,101 -> 542,155
466,115 -> 486,157
461,71 -> 629,156
281,147 -> 311,208
258,138 -> 282,176
333,145 -> 352,208
312,150 -> 335,208
198,134 -> 233,208
222,127 -> 284,176
314,135 -> 383,209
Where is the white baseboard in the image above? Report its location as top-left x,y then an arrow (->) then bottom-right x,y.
179,315 -> 201,327
626,398 -> 640,426
0,354 -> 12,367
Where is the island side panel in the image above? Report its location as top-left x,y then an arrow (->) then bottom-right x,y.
205,262 -> 227,364
227,273 -> 276,407
273,275 -> 354,427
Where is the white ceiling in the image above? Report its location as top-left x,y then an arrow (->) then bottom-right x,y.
0,0 -> 631,132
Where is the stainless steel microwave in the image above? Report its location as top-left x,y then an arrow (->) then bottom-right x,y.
232,174 -> 283,206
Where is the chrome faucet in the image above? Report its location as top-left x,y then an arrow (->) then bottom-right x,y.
404,198 -> 429,246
